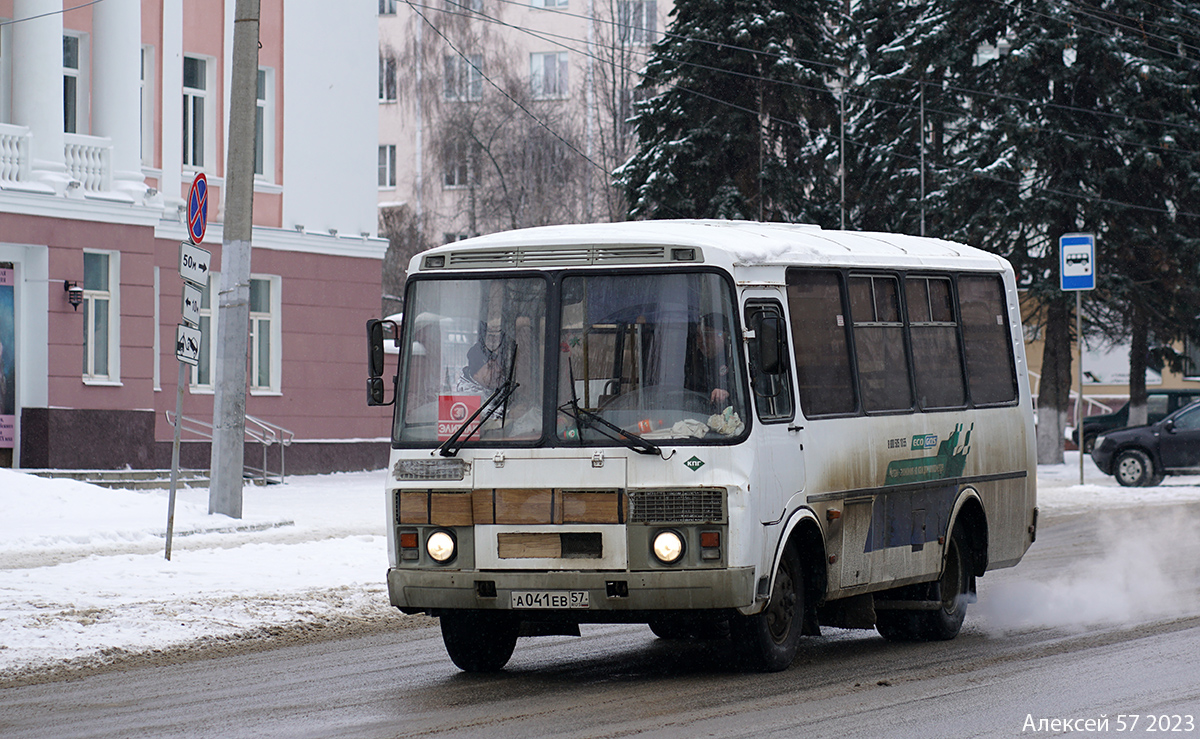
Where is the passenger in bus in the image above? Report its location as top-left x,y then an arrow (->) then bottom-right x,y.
686,312 -> 735,409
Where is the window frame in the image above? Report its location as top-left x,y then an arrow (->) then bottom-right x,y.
182,54 -> 214,170
82,249 -> 120,385
443,54 -> 483,102
379,50 -> 398,103
617,0 -> 657,45
745,300 -> 795,424
379,144 -> 397,189
530,51 -> 569,100
379,0 -> 398,14
248,275 -> 282,395
190,272 -> 218,393
63,32 -> 89,135
254,66 -> 275,180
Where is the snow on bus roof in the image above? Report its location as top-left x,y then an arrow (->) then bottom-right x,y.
427,220 -> 1008,271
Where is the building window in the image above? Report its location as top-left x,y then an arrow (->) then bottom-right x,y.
192,273 -> 218,390
141,46 -> 155,166
64,35 -> 84,134
379,0 -> 397,14
182,56 -> 210,168
530,52 -> 568,99
442,138 -> 475,188
531,0 -> 567,7
379,51 -> 398,103
379,144 -> 397,188
83,251 -> 120,383
249,276 -> 281,393
617,1 -> 656,45
255,67 -> 275,179
443,54 -> 483,102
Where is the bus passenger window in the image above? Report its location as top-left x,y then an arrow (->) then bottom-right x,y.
959,274 -> 1018,405
849,274 -> 912,412
906,276 -> 966,409
786,270 -> 855,416
745,304 -> 794,422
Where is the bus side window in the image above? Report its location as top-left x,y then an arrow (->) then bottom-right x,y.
906,276 -> 966,409
849,274 -> 913,413
786,269 -> 856,416
958,274 -> 1018,405
745,303 -> 794,422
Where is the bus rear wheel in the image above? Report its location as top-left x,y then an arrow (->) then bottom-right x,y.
731,545 -> 803,672
440,611 -> 519,672
876,528 -> 970,642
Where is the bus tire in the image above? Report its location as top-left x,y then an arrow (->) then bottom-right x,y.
440,611 -> 519,672
730,545 -> 803,672
877,527 -> 970,642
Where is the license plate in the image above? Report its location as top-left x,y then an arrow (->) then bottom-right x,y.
510,590 -> 590,609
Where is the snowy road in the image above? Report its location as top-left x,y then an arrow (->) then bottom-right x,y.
1,458 -> 1199,737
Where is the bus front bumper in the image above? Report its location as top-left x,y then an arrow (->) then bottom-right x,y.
387,567 -> 757,613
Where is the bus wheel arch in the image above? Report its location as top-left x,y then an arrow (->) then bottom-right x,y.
951,491 -> 988,579
732,510 -> 826,671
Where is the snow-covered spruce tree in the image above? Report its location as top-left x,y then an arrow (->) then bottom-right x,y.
883,0 -> 1198,462
1077,0 -> 1200,427
844,0 -> 974,235
615,0 -> 843,223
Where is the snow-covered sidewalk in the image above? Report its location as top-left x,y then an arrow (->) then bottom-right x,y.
2,453 -> 1198,679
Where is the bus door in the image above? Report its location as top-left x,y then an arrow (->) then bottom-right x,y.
743,298 -> 803,528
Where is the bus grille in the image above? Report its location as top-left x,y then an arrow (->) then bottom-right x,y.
628,489 -> 725,523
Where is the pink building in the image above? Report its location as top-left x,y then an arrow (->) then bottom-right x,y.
0,0 -> 391,473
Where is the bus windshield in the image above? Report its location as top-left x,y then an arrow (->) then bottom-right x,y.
393,270 -> 748,447
395,276 -> 547,445
557,272 -> 748,443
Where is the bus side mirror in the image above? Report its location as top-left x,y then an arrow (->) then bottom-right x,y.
756,315 -> 786,375
367,319 -> 394,407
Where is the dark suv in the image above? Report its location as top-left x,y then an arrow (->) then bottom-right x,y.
1074,389 -> 1200,452
1090,400 -> 1200,486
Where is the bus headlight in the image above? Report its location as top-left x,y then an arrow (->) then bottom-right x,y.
426,530 -> 457,563
652,530 -> 685,564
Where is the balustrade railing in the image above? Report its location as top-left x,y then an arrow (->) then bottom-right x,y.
0,123 -> 31,184
64,133 -> 113,192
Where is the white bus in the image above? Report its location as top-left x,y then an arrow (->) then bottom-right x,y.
366,220 -> 1038,672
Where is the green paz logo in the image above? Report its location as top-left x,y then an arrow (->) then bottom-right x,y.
885,423 -> 973,484
684,456 -> 705,472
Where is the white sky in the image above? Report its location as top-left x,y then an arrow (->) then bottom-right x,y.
2,460 -> 1198,678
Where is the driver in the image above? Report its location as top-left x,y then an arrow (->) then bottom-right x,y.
686,311 -> 734,408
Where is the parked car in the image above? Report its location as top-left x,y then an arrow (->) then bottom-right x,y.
1090,400 -> 1200,486
1074,389 -> 1200,452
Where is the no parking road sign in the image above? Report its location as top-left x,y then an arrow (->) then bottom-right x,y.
1060,233 -> 1096,291
187,172 -> 208,245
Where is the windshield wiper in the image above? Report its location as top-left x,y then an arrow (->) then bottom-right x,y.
558,399 -> 662,457
437,342 -> 519,458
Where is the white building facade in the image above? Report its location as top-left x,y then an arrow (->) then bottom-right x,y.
377,0 -> 668,248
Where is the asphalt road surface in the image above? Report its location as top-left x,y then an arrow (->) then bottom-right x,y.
3,503 -> 1199,739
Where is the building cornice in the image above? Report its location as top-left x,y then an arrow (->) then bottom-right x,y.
154,220 -> 388,260
0,188 -> 164,227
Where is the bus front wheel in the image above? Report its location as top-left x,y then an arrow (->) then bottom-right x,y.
731,545 -> 803,672
440,611 -> 519,672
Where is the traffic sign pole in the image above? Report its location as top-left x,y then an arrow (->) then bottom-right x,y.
1061,233 -> 1096,485
167,172 -> 212,559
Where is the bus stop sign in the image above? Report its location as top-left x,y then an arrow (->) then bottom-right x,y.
1060,233 -> 1095,291
187,172 -> 208,244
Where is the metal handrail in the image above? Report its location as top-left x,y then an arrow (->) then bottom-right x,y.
164,411 -> 294,484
